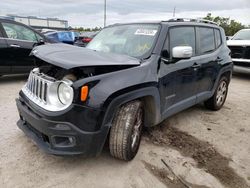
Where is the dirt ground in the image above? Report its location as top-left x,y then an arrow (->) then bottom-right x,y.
0,71 -> 249,188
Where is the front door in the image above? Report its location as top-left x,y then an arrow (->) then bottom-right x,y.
1,22 -> 38,74
159,26 -> 198,118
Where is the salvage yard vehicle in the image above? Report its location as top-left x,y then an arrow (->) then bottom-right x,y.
45,31 -> 80,45
0,18 -> 54,76
74,31 -> 99,47
227,29 -> 250,71
16,18 -> 233,161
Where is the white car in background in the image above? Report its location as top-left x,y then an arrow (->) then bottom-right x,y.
227,29 -> 250,71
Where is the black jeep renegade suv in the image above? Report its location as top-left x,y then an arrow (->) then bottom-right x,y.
16,19 -> 233,161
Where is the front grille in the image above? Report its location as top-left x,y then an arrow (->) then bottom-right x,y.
229,46 -> 250,59
22,69 -> 73,112
25,71 -> 54,104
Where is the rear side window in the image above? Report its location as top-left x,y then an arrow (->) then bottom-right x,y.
215,29 -> 222,48
169,27 -> 196,56
198,27 -> 215,54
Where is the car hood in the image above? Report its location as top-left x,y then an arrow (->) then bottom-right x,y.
32,43 -> 140,69
227,40 -> 250,46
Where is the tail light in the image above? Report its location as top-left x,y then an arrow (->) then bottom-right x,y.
82,37 -> 92,43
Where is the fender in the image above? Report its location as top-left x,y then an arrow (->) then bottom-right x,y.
211,62 -> 233,94
102,86 -> 161,128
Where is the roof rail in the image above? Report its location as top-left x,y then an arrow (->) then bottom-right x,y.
167,18 -> 218,25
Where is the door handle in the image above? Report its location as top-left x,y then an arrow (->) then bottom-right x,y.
10,44 -> 21,48
191,63 -> 201,68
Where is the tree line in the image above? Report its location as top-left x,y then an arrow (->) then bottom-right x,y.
203,13 -> 247,36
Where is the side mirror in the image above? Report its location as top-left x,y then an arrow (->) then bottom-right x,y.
172,46 -> 193,59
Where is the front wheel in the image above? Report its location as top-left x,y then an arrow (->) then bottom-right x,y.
109,100 -> 143,161
205,76 -> 229,111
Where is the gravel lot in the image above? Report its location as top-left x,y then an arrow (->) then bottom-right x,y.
0,72 -> 249,188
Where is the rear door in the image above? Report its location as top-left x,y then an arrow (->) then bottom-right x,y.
0,22 -> 11,74
195,27 -> 221,102
1,21 -> 39,74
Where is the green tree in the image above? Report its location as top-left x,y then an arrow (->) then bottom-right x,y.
204,13 -> 245,36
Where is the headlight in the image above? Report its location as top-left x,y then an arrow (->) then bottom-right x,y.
47,80 -> 74,110
58,82 -> 74,105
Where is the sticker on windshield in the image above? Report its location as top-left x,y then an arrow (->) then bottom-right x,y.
134,29 -> 157,36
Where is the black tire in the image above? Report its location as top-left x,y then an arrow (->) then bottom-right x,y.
205,76 -> 229,111
109,100 -> 143,161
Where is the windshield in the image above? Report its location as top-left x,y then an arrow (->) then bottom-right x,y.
86,24 -> 160,58
232,30 -> 250,40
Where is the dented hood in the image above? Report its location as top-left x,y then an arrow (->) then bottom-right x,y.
32,43 -> 140,69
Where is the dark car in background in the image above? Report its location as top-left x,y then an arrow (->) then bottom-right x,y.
45,31 -> 80,45
0,18 -> 53,76
74,31 -> 98,47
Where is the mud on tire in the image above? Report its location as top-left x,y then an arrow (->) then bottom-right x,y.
109,100 -> 143,161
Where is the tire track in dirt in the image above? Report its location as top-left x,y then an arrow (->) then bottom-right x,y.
143,161 -> 210,188
144,123 -> 249,188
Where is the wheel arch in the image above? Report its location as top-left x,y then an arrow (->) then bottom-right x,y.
212,63 -> 233,93
220,70 -> 232,82
102,86 -> 161,129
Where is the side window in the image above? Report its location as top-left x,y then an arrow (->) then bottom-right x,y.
198,27 -> 215,54
169,27 -> 196,56
215,29 -> 222,48
2,22 -> 38,42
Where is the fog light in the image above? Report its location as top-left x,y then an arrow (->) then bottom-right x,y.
52,136 -> 75,147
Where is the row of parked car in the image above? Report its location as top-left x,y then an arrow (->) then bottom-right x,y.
0,18 -> 249,77
0,18 -> 97,76
43,30 -> 98,46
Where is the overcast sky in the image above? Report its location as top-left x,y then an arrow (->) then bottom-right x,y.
0,0 -> 250,28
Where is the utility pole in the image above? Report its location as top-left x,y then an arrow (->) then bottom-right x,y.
173,6 -> 176,17
104,0 -> 107,27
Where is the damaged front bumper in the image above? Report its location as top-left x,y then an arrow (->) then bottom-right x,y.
16,92 -> 110,156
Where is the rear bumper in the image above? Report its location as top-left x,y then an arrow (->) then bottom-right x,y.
16,96 -> 110,156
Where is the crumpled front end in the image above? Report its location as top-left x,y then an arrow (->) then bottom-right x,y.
16,68 -> 110,156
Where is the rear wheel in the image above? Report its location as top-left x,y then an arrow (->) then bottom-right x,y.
205,76 -> 229,111
109,100 -> 143,161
